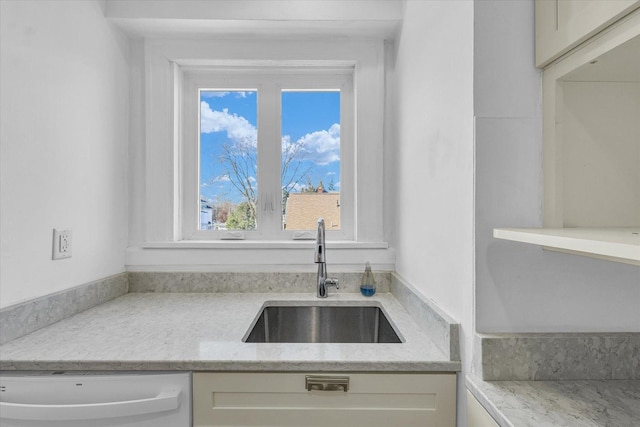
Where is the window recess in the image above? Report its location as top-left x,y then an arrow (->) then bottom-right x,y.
181,67 -> 354,241
495,16 -> 640,265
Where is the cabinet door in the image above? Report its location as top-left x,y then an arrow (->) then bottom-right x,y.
536,0 -> 640,67
193,372 -> 456,427
466,390 -> 499,427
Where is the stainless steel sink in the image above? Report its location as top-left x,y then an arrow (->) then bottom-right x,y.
244,305 -> 402,343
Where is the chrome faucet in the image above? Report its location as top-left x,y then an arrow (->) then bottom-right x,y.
314,218 -> 339,298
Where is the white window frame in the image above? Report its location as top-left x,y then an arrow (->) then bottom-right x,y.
181,66 -> 355,241
129,38 -> 390,272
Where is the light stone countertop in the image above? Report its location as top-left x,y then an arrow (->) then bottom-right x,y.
466,374 -> 640,427
0,292 -> 460,372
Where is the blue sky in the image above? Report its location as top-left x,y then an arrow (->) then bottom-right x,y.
200,90 -> 340,205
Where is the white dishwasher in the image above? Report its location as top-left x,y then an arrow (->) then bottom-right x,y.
0,372 -> 191,427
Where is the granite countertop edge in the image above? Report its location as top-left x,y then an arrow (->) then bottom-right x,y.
0,360 -> 462,372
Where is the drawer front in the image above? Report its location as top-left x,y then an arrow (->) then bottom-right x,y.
194,372 -> 456,427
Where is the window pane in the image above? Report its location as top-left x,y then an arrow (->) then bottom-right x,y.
200,90 -> 257,231
281,91 -> 340,231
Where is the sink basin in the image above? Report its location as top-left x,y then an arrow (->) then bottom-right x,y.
244,305 -> 402,343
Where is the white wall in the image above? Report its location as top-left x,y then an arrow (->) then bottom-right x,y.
0,0 -> 129,308
389,1 -> 475,424
392,0 -> 474,326
562,82 -> 640,228
474,0 -> 640,333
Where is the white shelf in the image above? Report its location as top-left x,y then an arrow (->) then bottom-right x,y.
493,227 -> 640,266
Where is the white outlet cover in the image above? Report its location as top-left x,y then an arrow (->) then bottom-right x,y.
52,229 -> 72,260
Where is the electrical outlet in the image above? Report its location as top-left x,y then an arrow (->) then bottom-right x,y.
52,229 -> 72,260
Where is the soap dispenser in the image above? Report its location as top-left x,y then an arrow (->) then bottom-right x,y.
360,262 -> 376,297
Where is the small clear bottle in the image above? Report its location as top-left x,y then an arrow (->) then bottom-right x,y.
360,261 -> 376,297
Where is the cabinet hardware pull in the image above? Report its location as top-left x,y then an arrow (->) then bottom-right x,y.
305,375 -> 349,392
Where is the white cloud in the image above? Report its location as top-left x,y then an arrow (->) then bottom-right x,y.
289,182 -> 304,192
201,91 -> 230,98
283,123 -> 340,166
201,103 -> 338,167
201,91 -> 254,99
212,175 -> 231,183
200,102 -> 257,149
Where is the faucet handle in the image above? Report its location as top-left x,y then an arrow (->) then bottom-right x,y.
325,278 -> 339,289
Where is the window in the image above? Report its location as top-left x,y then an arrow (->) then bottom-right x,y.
136,39 -> 387,268
199,90 -> 258,231
182,68 -> 354,241
281,91 -> 341,232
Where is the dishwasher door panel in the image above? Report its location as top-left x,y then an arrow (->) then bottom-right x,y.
0,372 -> 191,427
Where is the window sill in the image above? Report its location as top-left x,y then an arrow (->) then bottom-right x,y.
126,241 -> 394,271
141,240 -> 389,250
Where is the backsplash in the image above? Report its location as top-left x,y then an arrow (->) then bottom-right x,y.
390,273 -> 460,361
0,273 -> 128,345
128,271 -> 390,293
475,333 -> 640,380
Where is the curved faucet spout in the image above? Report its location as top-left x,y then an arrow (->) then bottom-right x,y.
314,218 -> 326,264
314,218 -> 339,298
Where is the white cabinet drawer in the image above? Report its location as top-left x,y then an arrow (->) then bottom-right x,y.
194,372 -> 456,427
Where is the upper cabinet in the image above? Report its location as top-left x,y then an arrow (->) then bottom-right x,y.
495,4 -> 640,266
535,0 -> 640,67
